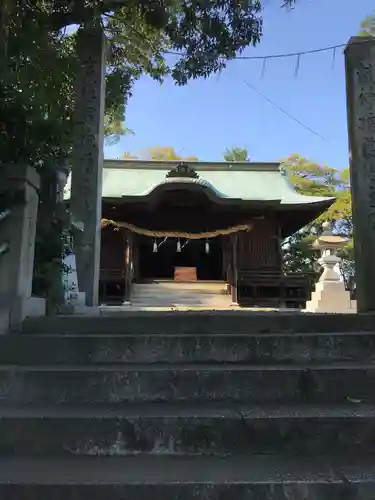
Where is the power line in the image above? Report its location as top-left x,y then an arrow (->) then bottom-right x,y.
103,12 -> 349,63
243,80 -> 328,141
104,12 -> 333,141
164,43 -> 346,61
105,12 -> 331,141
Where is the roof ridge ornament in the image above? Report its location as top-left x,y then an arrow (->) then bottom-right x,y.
166,162 -> 199,179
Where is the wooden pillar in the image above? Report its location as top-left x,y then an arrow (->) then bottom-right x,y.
231,234 -> 238,305
345,37 -> 375,312
222,237 -> 231,294
276,224 -> 283,273
123,231 -> 133,303
132,234 -> 140,282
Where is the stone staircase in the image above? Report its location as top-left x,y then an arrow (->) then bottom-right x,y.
131,281 -> 232,308
1,311 -> 375,499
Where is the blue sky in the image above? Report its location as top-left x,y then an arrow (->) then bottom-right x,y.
105,0 -> 373,170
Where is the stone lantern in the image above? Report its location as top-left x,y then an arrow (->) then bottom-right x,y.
305,221 -> 356,313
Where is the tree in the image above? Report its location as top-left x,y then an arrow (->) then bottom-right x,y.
1,0 -> 297,172
359,11 -> 375,36
123,146 -> 198,161
2,0 -> 295,94
223,147 -> 250,162
142,146 -> 198,161
280,154 -> 353,281
0,0 -> 296,306
122,152 -> 138,160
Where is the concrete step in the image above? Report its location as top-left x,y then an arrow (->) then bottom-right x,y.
0,455 -> 374,499
1,403 -> 375,457
2,332 -> 375,365
21,311 -> 375,335
0,364 -> 374,404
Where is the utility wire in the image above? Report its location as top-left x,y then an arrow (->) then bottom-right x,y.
243,80 -> 328,141
104,12 -> 331,141
104,13 -> 348,62
164,43 -> 346,60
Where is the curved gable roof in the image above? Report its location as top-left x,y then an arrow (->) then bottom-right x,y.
64,159 -> 335,208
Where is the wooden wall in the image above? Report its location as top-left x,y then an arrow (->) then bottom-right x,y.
100,228 -> 125,273
99,228 -> 136,302
237,219 -> 282,273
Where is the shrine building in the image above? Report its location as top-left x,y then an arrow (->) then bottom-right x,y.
67,159 -> 335,308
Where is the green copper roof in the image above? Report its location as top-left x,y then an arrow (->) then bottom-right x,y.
64,159 -> 334,207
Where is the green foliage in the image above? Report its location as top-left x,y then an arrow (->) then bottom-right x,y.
0,25 -> 74,167
223,147 -> 250,162
1,0 -> 295,169
282,231 -> 319,274
123,146 -> 198,161
105,118 -> 134,146
280,154 -> 353,278
32,0 -> 266,84
359,11 -> 375,36
282,153 -> 351,221
0,0 -> 297,306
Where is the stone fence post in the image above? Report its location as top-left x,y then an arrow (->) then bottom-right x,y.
0,164 -> 44,332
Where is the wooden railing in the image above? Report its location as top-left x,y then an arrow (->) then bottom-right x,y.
238,269 -> 316,309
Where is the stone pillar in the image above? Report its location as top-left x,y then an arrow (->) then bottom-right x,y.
0,165 -> 42,329
345,37 -> 375,312
70,24 -> 107,306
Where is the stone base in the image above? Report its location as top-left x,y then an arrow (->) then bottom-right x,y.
305,281 -> 356,314
0,295 -> 46,334
0,303 -> 10,335
24,296 -> 46,318
70,305 -> 101,316
68,291 -> 86,307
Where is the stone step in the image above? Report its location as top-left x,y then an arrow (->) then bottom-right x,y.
131,283 -> 231,307
131,289 -> 228,297
130,298 -> 232,307
0,455 -> 373,499
1,403 -> 375,457
1,332 -> 375,365
132,292 -> 231,302
130,295 -> 230,303
21,311 -> 375,335
128,304 -> 234,309
133,281 -> 227,292
0,364 -> 374,404
132,292 -> 230,298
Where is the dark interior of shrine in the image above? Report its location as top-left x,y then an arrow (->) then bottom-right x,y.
138,235 -> 224,281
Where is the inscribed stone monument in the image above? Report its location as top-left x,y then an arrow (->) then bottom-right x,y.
70,24 -> 106,306
345,37 -> 375,313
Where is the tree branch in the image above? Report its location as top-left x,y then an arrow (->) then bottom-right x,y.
43,1 -> 129,30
